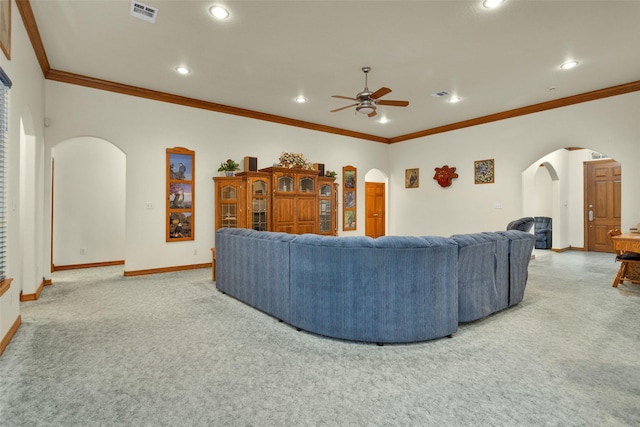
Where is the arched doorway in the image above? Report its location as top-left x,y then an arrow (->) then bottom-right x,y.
523,147 -> 619,252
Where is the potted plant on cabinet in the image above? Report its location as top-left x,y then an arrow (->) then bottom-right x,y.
218,159 -> 240,176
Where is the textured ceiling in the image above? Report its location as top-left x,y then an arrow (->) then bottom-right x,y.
28,0 -> 640,140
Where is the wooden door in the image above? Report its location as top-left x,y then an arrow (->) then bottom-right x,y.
365,182 -> 385,238
585,160 -> 621,252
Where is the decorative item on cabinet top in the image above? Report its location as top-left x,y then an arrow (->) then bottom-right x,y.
277,152 -> 313,169
217,158 -> 240,176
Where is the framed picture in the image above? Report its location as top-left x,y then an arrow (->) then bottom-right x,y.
405,168 -> 419,188
344,190 -> 355,208
167,147 -> 195,241
0,0 -> 10,60
344,168 -> 356,189
342,165 -> 357,231
344,210 -> 356,230
168,212 -> 193,239
474,159 -> 495,184
168,152 -> 193,180
168,183 -> 192,209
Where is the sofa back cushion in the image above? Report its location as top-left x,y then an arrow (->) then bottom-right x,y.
289,234 -> 459,343
450,232 -> 509,322
215,228 -> 296,321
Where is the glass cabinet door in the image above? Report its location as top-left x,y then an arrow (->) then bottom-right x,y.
278,176 -> 294,192
220,184 -> 237,228
319,184 -> 331,197
300,177 -> 315,193
251,179 -> 268,231
319,199 -> 332,233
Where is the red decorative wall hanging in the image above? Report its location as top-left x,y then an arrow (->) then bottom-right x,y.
433,165 -> 458,188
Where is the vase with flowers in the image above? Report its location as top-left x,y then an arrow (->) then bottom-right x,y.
218,159 -> 240,176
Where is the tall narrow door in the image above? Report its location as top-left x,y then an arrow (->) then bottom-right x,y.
365,182 -> 385,238
585,160 -> 621,252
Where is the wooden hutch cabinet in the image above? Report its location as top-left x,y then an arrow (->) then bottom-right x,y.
318,177 -> 339,235
213,171 -> 272,231
213,167 -> 337,235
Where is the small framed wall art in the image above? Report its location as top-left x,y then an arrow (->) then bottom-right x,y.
342,165 -> 357,230
474,159 -> 495,184
405,168 -> 419,188
166,147 -> 195,241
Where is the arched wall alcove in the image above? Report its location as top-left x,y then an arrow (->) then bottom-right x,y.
51,137 -> 126,268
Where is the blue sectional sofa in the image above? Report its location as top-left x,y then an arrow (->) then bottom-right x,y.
215,228 -> 535,344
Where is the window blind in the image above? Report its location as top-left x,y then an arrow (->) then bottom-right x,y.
0,66 -> 12,282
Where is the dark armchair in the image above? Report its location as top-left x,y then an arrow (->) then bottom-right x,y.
506,217 -> 535,233
534,216 -> 552,249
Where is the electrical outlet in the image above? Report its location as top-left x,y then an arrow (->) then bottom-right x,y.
193,249 -> 198,255
146,202 -> 154,209
494,203 -> 503,209
80,248 -> 86,255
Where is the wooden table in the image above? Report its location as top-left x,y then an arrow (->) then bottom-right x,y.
610,232 -> 640,286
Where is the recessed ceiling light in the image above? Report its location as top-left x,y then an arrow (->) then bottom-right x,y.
210,5 -> 230,20
294,96 -> 307,103
448,96 -> 461,103
560,60 -> 579,70
483,0 -> 505,9
176,66 -> 190,75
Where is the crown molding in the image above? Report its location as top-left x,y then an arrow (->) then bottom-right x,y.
389,80 -> 640,143
16,0 -> 50,75
45,69 -> 389,144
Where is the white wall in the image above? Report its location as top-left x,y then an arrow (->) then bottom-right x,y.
44,82 -> 389,272
44,83 -> 640,271
0,3 -> 46,343
52,137 -> 126,266
533,166 -> 553,218
389,92 -> 640,239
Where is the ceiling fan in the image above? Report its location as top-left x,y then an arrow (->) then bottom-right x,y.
330,66 -> 409,118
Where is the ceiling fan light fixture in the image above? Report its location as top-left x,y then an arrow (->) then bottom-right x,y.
356,104 -> 375,115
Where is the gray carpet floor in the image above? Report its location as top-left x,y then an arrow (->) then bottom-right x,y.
0,250 -> 639,426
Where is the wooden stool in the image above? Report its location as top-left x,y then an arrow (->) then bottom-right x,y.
211,248 -> 216,281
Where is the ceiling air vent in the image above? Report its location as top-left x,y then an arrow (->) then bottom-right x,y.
430,90 -> 450,98
130,1 -> 158,23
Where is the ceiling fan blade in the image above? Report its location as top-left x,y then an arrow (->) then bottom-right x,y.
368,110 -> 377,118
376,100 -> 409,107
370,87 -> 392,99
332,95 -> 358,101
330,104 -> 358,113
